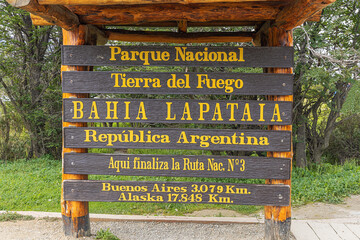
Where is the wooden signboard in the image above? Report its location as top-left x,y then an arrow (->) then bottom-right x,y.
63,98 -> 292,125
64,127 -> 291,151
64,180 -> 290,206
64,153 -> 291,179
62,46 -> 294,67
62,71 -> 294,95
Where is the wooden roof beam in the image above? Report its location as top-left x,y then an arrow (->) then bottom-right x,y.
6,0 -> 79,30
31,14 -> 264,27
106,29 -> 254,43
67,3 -> 281,26
275,0 -> 336,30
38,0 -> 279,5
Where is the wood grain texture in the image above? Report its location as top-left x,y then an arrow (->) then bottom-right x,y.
62,45 -> 294,67
62,71 -> 294,95
64,180 -> 290,206
106,29 -> 254,43
39,0 -> 284,5
263,26 -> 293,240
275,0 -> 336,30
30,13 -> 52,25
64,127 -> 291,151
6,0 -> 79,30
64,153 -> 291,179
30,18 -> 264,27
61,25 -> 92,237
66,3 -> 282,25
63,98 -> 292,125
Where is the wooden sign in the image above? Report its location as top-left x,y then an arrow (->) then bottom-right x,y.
64,153 -> 291,179
63,180 -> 290,206
64,127 -> 291,151
62,46 -> 294,67
63,99 -> 292,125
62,71 -> 294,95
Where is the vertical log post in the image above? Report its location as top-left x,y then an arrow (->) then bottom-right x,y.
263,26 -> 293,240
62,25 -> 94,237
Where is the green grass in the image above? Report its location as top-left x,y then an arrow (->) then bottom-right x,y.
292,161 -> 360,205
0,212 -> 35,222
0,156 -> 359,215
96,229 -> 121,240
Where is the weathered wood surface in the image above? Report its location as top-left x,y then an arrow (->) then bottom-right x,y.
64,180 -> 290,206
62,46 -> 294,67
64,127 -> 291,151
61,25 -> 91,238
63,98 -> 292,125
39,0 -> 286,5
66,3 -> 282,25
62,71 -> 293,95
263,26 -> 293,240
6,0 -> 79,31
275,0 -> 336,30
64,153 -> 291,179
106,29 -> 254,43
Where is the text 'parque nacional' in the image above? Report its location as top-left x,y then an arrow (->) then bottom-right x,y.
62,46 -> 294,67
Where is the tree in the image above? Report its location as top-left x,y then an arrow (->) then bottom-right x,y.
293,0 -> 360,166
0,1 -> 62,159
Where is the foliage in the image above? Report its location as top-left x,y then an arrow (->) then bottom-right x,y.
96,229 -> 121,240
0,1 -> 62,160
324,116 -> 360,164
293,0 -> 360,166
0,212 -> 34,222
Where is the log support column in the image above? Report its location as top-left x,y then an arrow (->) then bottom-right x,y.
262,25 -> 293,240
61,25 -> 95,238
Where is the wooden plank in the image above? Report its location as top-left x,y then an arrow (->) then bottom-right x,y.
63,153 -> 291,179
62,71 -> 293,95
346,224 -> 360,238
291,221 -> 319,240
63,180 -> 290,206
106,29 -> 254,43
64,127 -> 291,151
63,98 -> 292,125
62,46 -> 294,67
331,223 -> 359,240
6,0 -> 79,31
308,222 -> 341,240
66,3 -> 282,25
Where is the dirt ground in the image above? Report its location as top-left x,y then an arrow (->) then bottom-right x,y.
0,195 -> 359,240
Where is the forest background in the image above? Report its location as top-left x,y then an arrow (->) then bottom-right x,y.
0,0 -> 359,168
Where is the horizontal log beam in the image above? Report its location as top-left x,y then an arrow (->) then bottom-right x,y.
6,0 -> 79,30
30,15 -> 263,27
275,0 -> 336,30
38,0 -> 278,5
106,29 -> 254,43
67,3 -> 282,25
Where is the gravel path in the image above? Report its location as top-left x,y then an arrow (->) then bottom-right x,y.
0,219 -> 267,240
